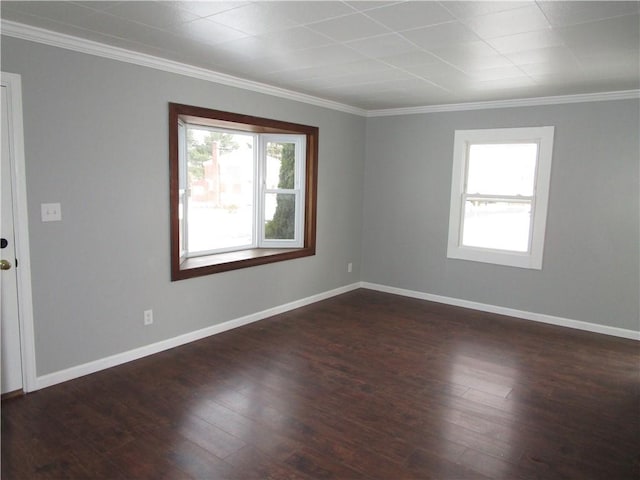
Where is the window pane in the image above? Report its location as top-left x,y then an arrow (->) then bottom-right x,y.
462,200 -> 531,252
266,141 -> 295,189
186,128 -> 254,253
466,143 -> 537,196
264,193 -> 296,240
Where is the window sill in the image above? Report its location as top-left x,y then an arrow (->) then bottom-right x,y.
172,246 -> 315,280
447,245 -> 542,270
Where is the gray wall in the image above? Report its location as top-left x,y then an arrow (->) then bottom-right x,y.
363,100 -> 640,331
3,34 -> 638,378
2,36 -> 365,375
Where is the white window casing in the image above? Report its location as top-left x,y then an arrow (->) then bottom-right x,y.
259,134 -> 306,248
447,126 -> 555,269
178,124 -> 306,258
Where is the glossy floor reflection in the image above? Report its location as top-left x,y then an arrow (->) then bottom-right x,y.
2,289 -> 639,479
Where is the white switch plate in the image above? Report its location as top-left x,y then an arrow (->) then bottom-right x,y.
41,203 -> 62,222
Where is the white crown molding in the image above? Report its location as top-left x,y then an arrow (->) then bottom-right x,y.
366,89 -> 640,117
0,20 -> 368,117
2,19 -> 638,118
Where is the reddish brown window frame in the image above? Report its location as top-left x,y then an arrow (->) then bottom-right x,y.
169,103 -> 318,281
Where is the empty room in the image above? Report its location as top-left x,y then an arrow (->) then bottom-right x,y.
1,1 -> 638,479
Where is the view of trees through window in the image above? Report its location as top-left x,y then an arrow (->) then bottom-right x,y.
170,102 -> 318,279
186,129 -> 239,181
186,130 -> 296,246
265,142 -> 295,240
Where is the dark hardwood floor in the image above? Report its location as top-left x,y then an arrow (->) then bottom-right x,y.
2,289 -> 639,479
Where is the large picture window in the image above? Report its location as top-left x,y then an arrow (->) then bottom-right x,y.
447,126 -> 554,269
170,104 -> 318,280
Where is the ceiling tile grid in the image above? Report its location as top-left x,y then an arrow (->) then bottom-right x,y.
1,1 -> 638,110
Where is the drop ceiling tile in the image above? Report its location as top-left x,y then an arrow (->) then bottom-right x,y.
265,59 -> 390,81
276,1 -> 356,25
537,1 -> 640,27
317,81 -> 404,98
199,34 -> 270,60
411,69 -> 473,91
307,12 -> 390,42
345,33 -> 420,58
465,65 -> 528,81
262,44 -> 366,70
345,2 -> 404,13
83,32 -> 186,62
429,40 -> 501,64
169,1 -> 248,19
378,50 -> 443,68
167,17 -> 247,46
62,11 -> 164,43
577,51 -> 640,70
518,58 -> 584,77
400,21 -> 481,50
286,68 -> 411,94
464,4 -> 551,39
557,14 -> 640,54
363,2 -> 454,31
527,75 -> 639,95
0,8 -> 101,40
505,46 -> 579,67
70,2 -> 126,13
2,0 -> 638,110
103,1 -> 199,29
130,24 -> 207,54
485,29 -> 566,55
206,2 -> 298,35
455,54 -> 516,74
471,76 -> 538,95
321,68 -> 415,88
332,59 -> 401,76
385,78 -> 450,93
580,57 -> 640,81
2,1 -> 97,25
440,1 -> 535,19
404,59 -> 467,80
255,27 -> 336,53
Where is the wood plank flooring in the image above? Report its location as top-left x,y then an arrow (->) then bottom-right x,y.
2,289 -> 639,479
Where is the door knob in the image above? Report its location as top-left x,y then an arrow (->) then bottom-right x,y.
0,259 -> 12,270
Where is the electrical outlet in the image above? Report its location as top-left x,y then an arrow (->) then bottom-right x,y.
347,262 -> 353,273
143,309 -> 153,326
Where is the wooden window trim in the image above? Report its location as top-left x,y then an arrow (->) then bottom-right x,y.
169,103 -> 318,281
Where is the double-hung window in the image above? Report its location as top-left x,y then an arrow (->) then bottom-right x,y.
447,126 -> 554,269
170,104 -> 318,280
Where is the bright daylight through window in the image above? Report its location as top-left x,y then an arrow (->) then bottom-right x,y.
169,104 -> 318,280
447,126 -> 554,269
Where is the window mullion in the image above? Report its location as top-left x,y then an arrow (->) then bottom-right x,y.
255,133 -> 263,248
178,120 -> 188,260
463,193 -> 534,202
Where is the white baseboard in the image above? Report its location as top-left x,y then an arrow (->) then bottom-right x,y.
35,282 -> 361,390
34,280 -> 638,390
361,282 -> 640,341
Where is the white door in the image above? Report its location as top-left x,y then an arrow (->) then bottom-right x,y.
1,84 -> 24,394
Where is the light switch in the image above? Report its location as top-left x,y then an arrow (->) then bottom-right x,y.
41,203 -> 62,222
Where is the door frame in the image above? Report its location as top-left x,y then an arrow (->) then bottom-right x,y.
1,72 -> 37,393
